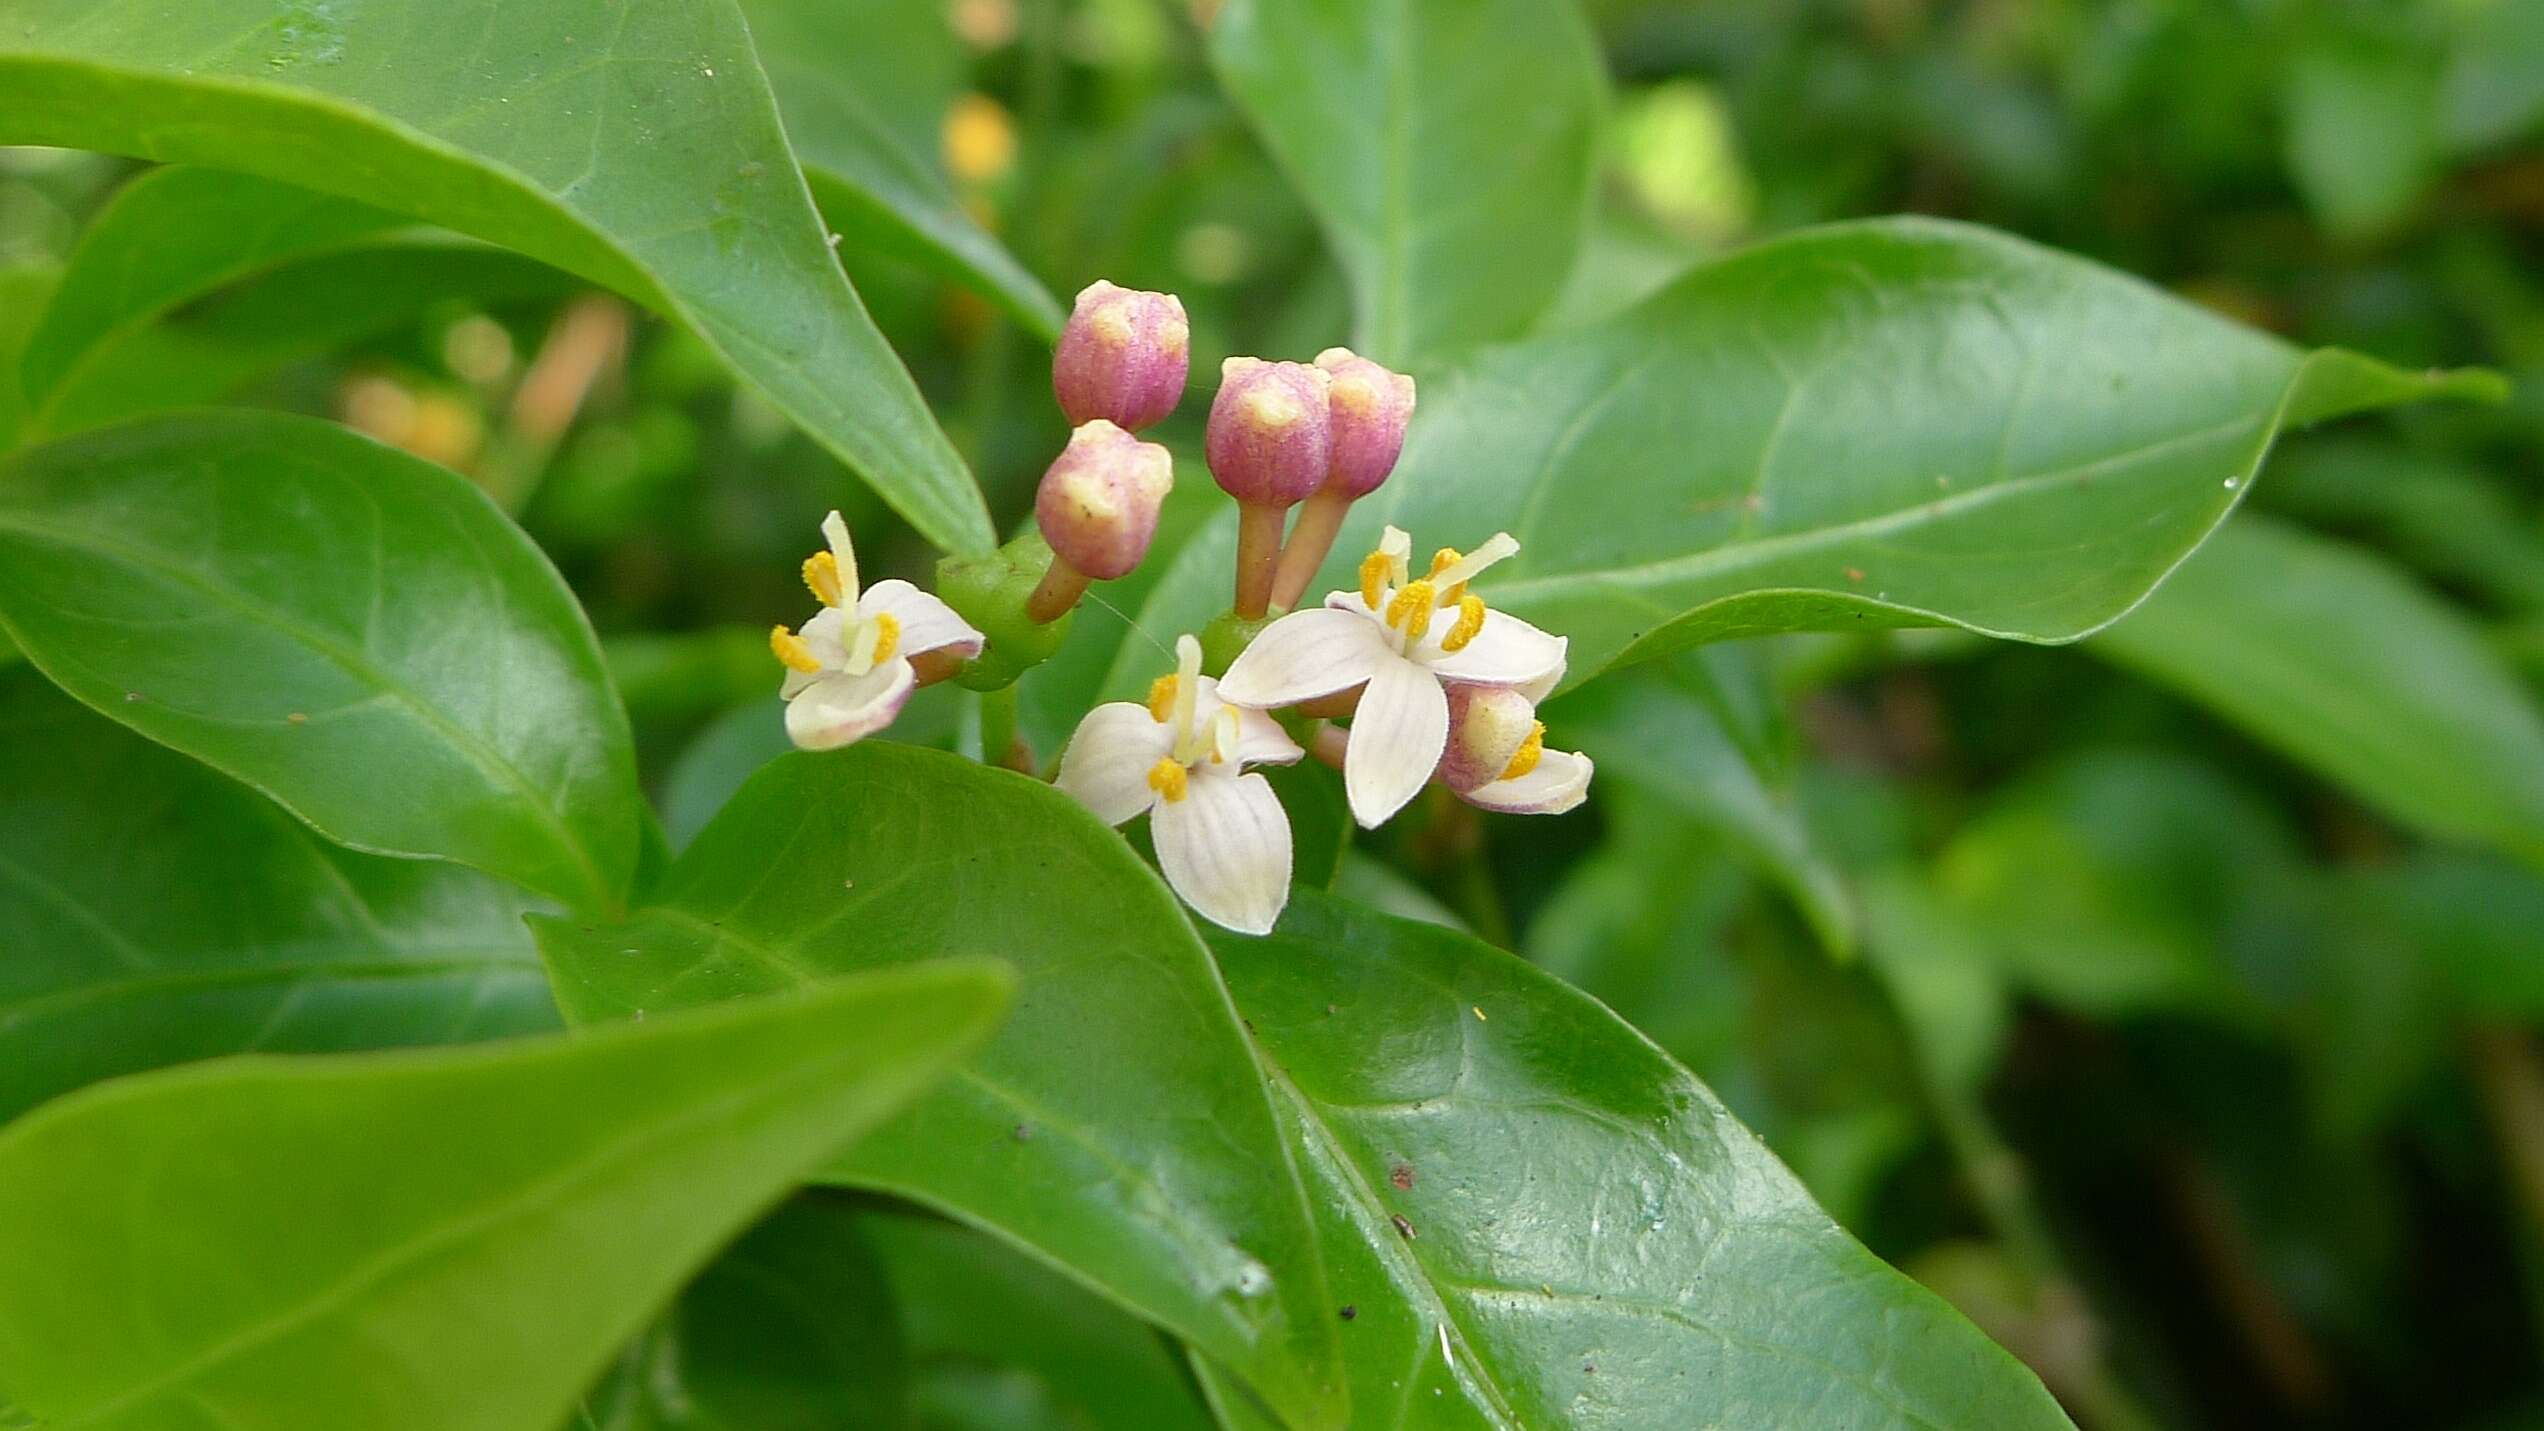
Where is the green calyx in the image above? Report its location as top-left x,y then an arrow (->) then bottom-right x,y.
1198,606 -> 1280,677
937,533 -> 1076,691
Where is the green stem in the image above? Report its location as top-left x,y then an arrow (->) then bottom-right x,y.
979,683 -> 1022,773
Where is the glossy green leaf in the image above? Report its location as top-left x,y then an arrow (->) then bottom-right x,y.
19,166 -> 404,407
2096,517 -> 2544,867
1210,890 -> 2068,1427
1085,220 -> 2494,705
0,411 -> 644,911
1210,0 -> 1606,364
743,0 -> 1063,338
864,1209 -> 1216,1431
0,0 -> 994,552
0,961 -> 1010,1431
578,1196 -> 907,1430
0,669 -> 558,1125
532,744 -> 1345,1426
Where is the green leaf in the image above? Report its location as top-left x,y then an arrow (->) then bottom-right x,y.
742,0 -> 1064,339
578,1196 -> 908,1430
40,237 -> 573,439
1210,0 -> 1606,364
1935,749 -> 2298,1020
0,669 -> 559,1126
1211,890 -> 2070,1427
19,166 -> 404,408
0,264 -> 60,451
531,744 -> 1345,1427
1555,649 -> 1853,955
2095,517 -> 2544,867
865,1210 -> 1217,1431
0,0 -> 994,553
2282,12 -> 2440,239
1085,220 -> 2494,704
0,961 -> 1010,1431
0,411 -> 645,911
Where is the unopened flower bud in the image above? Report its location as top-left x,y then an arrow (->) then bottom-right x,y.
1436,684 -> 1540,793
1036,420 -> 1173,580
1206,357 -> 1332,507
1053,281 -> 1190,431
1314,347 -> 1416,498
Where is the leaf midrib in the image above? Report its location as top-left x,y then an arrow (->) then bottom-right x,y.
0,509 -> 611,909
1482,409 -> 2265,603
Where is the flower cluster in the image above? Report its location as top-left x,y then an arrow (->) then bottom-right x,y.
769,277 -> 1593,938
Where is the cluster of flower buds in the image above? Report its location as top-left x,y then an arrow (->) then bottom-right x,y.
1203,348 -> 1417,618
1029,281 -> 1189,623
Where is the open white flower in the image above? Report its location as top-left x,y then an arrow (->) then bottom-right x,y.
771,511 -> 983,751
1057,634 -> 1303,934
1437,683 -> 1594,815
1217,526 -> 1565,827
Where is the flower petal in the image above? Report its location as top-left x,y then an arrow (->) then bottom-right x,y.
1193,677 -> 1304,766
1055,702 -> 1176,825
1459,748 -> 1593,815
860,579 -> 986,660
1217,606 -> 1390,708
1153,765 -> 1292,935
1423,607 -> 1566,688
784,659 -> 915,750
1343,655 -> 1448,828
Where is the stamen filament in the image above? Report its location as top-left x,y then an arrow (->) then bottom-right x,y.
1429,531 -> 1519,593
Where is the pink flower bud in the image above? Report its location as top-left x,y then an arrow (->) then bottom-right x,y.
1314,347 -> 1416,498
1036,420 -> 1174,580
1436,684 -> 1540,793
1053,281 -> 1190,431
1206,357 -> 1332,506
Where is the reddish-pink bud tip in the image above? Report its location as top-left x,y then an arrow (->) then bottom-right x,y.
1053,281 -> 1189,432
1437,684 -> 1538,793
1206,357 -> 1332,507
1314,347 -> 1416,498
1036,420 -> 1174,580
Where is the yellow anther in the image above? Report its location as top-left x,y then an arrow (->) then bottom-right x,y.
1428,547 -> 1468,604
868,612 -> 900,666
802,550 -> 844,607
1385,578 -> 1436,634
1146,756 -> 1189,803
1147,675 -> 1180,724
770,624 -> 822,674
1500,723 -> 1545,781
1360,550 -> 1392,609
1441,594 -> 1488,652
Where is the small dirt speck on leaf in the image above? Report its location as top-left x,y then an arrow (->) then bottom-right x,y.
1390,1213 -> 1416,1240
1390,1163 -> 1416,1191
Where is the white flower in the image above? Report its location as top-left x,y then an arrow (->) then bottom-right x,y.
1057,634 -> 1304,935
1217,526 -> 1566,827
1437,683 -> 1593,815
771,511 -> 983,750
